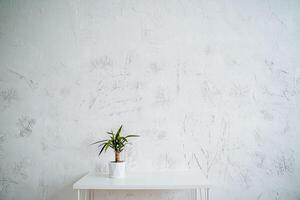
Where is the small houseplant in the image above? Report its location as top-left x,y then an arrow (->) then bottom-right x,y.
92,125 -> 139,178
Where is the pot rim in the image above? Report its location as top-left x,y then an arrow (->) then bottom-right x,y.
109,161 -> 125,163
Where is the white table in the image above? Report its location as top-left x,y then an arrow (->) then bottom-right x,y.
73,171 -> 211,200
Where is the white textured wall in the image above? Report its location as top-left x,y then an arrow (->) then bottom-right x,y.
0,0 -> 300,199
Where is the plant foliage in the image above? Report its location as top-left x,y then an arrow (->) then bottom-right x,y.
91,125 -> 139,156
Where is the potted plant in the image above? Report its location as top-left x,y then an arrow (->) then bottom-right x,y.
92,125 -> 139,178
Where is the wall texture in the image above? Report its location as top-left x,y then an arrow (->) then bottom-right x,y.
0,0 -> 300,199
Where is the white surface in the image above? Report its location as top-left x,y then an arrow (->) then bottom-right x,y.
109,162 -> 126,178
73,171 -> 210,190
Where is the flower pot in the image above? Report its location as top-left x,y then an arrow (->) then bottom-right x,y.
109,161 -> 126,178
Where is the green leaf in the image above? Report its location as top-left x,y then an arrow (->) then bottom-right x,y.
125,134 -> 140,138
90,139 -> 108,145
98,145 -> 106,156
116,125 -> 123,139
105,141 -> 112,151
111,133 -> 115,141
98,143 -> 106,148
119,147 -> 124,152
121,137 -> 128,142
111,136 -> 115,147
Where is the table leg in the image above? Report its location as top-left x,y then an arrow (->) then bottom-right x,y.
84,190 -> 87,200
205,188 -> 210,200
200,188 -> 203,200
77,189 -> 80,200
194,188 -> 201,200
89,189 -> 94,200
192,188 -> 195,200
195,188 -> 211,200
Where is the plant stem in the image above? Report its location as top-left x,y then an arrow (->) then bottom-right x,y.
115,151 -> 121,162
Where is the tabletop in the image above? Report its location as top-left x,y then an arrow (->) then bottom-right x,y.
73,171 -> 210,190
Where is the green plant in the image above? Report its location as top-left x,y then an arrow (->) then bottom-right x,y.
91,125 -> 139,162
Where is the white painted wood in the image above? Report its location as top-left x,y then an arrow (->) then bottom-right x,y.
73,171 -> 210,190
77,189 -> 80,200
207,188 -> 210,200
196,188 -> 200,200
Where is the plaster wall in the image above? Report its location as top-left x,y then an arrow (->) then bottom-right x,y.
0,0 -> 300,199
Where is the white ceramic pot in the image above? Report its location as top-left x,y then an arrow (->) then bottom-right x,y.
109,161 -> 126,178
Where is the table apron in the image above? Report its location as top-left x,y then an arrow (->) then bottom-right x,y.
77,187 -> 210,200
